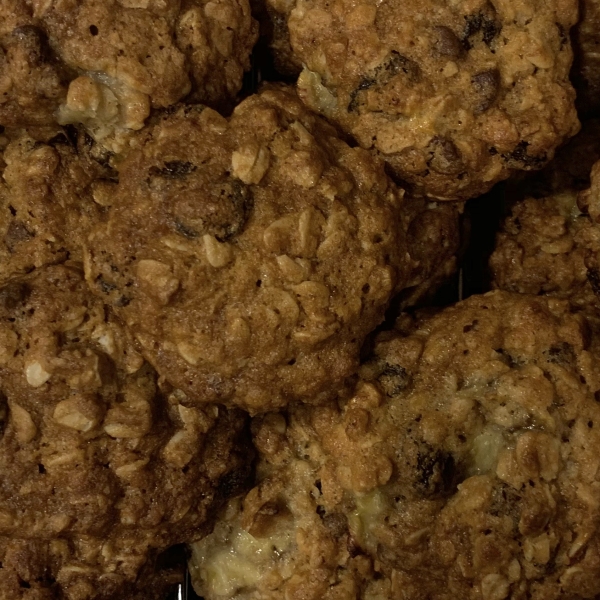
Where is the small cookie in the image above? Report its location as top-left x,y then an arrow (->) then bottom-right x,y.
269,0 -> 580,200
491,122 -> 600,312
0,265 -> 252,599
85,85 -> 462,413
191,291 -> 600,600
0,128 -> 112,286
0,0 -> 257,145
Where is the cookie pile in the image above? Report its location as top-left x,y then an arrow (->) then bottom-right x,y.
0,0 -> 599,598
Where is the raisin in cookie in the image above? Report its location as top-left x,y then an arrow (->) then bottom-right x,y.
191,291 -> 600,600
268,0 -> 580,200
0,0 -> 257,144
85,85 -> 462,413
0,265 -> 252,599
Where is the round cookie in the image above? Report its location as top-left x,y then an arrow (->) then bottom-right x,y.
490,121 -> 600,312
0,127 -> 113,286
0,265 -> 252,599
190,290 -> 600,600
268,0 -> 580,200
0,0 -> 257,144
85,85 -> 462,413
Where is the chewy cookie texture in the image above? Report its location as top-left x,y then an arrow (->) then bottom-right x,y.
191,291 -> 600,600
264,0 -> 580,200
0,265 -> 252,599
0,0 -> 257,146
85,85 -> 461,413
490,121 -> 600,313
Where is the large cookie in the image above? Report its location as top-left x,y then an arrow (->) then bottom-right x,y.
85,85 -> 462,413
0,265 -> 252,599
191,291 -> 600,600
266,0 -> 580,200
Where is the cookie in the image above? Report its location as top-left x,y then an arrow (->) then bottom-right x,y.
572,0 -> 600,117
0,265 -> 252,599
85,85 -> 462,413
268,0 -> 580,200
190,290 -> 600,600
0,0 -> 257,145
0,127 -> 113,286
490,121 -> 600,312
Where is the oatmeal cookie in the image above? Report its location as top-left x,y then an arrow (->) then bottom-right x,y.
0,265 -> 252,599
190,290 -> 600,600
572,0 -> 600,117
0,127 -> 113,286
491,123 -> 600,311
270,0 -> 581,200
0,0 -> 257,142
85,85 -> 462,413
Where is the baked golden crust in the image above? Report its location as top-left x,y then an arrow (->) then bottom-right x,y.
0,127 -> 112,286
0,265 -> 252,599
85,85 -> 462,413
0,0 -> 257,140
266,0 -> 581,200
190,291 -> 600,600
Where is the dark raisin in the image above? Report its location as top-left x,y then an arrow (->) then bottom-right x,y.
95,276 -> 117,294
544,342 -> 575,366
471,69 -> 500,113
11,25 -> 52,64
588,268 -> 600,296
427,136 -> 464,175
0,281 -> 31,309
4,221 -> 33,252
322,512 -> 348,538
416,448 -> 458,497
378,362 -> 410,396
432,26 -> 464,59
502,141 -> 546,169
149,161 -> 197,179
462,5 -> 501,49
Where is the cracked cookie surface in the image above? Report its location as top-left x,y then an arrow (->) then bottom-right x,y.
190,290 -> 600,600
0,265 -> 252,599
269,0 -> 580,200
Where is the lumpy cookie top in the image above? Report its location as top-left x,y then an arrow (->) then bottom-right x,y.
85,85 -> 459,413
0,127 -> 112,286
0,0 -> 257,142
571,0 -> 600,117
190,291 -> 600,600
0,265 -> 252,599
491,122 -> 600,312
273,0 -> 581,200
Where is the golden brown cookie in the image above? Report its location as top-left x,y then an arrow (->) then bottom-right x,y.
0,127 -> 113,286
0,265 -> 252,599
491,122 -> 600,312
267,0 -> 580,200
85,85 -> 462,413
190,291 -> 600,600
0,0 -> 257,143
